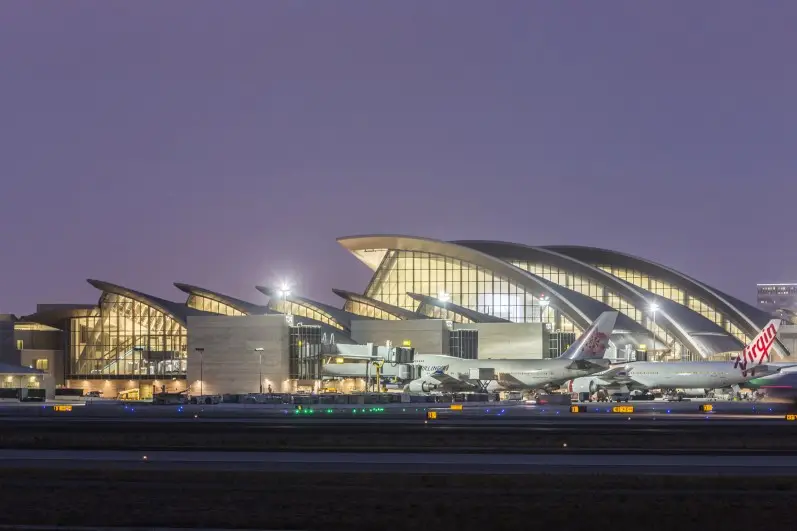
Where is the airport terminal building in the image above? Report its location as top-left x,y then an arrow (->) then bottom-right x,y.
3,235 -> 796,398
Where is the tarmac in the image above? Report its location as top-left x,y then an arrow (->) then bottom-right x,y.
1,449 -> 796,475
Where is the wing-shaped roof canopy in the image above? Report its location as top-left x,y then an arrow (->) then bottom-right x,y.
331,289 -> 426,320
174,283 -> 274,315
456,241 -> 747,357
339,236 -> 746,358
338,235 -> 599,332
256,286 -> 362,330
87,279 -> 212,326
406,293 -> 510,323
545,246 -> 776,330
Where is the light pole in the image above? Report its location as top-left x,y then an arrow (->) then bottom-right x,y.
195,347 -> 204,396
648,303 -> 659,361
279,283 -> 291,308
438,291 -> 450,319
254,347 -> 264,393
539,296 -> 550,323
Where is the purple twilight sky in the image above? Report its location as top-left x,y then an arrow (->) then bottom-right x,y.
1,1 -> 795,315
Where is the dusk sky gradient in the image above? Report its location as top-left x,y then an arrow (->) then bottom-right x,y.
2,1 -> 795,315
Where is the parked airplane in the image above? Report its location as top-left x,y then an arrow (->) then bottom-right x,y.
567,319 -> 783,398
404,311 -> 619,393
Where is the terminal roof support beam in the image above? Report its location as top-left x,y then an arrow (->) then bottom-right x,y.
406,293 -> 509,323
331,289 -> 426,321
256,286 -> 354,331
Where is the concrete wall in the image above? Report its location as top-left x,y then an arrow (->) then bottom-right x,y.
350,319 -> 449,354
20,349 -> 65,386
187,315 -> 290,395
14,330 -> 61,351
454,322 -> 547,360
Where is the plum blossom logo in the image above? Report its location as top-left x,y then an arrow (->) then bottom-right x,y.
583,331 -> 609,355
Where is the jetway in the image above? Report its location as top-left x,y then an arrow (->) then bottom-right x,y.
323,361 -> 412,379
323,341 -> 417,392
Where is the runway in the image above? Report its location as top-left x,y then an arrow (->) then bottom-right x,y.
2,449 -> 797,475
1,398 -> 794,424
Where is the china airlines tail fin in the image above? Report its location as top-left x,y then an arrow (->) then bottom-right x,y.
734,319 -> 781,374
558,311 -> 618,361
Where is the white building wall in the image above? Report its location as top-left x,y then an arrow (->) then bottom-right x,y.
350,319 -> 449,354
20,349 -> 64,385
455,322 -> 547,360
187,315 -> 290,395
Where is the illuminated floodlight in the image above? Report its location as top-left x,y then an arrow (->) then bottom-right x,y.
539,296 -> 550,308
278,282 -> 292,298
649,303 -> 659,313
438,291 -> 450,303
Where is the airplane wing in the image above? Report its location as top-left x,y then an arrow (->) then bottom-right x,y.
565,359 -> 611,371
592,365 -> 635,384
754,364 -> 797,377
428,372 -> 470,387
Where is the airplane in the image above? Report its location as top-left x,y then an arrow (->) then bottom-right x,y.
404,311 -> 619,393
740,362 -> 797,400
566,319 -> 784,399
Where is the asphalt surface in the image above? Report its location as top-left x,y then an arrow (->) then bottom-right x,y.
1,398 -> 794,423
1,449 -> 797,475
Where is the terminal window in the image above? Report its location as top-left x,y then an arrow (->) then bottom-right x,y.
34,359 -> 49,371
548,332 -> 576,358
289,325 -> 322,380
449,330 -> 478,360
16,340 -> 23,351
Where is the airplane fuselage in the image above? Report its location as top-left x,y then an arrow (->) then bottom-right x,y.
414,354 -> 609,390
588,361 -> 777,391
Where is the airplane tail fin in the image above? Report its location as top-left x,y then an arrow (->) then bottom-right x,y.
558,311 -> 618,361
734,319 -> 781,374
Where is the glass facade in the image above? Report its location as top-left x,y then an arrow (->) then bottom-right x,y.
449,329 -> 478,359
343,300 -> 402,320
67,293 -> 187,379
417,303 -> 474,323
270,300 -> 345,330
549,332 -> 576,359
365,250 -> 555,326
511,261 -> 682,358
597,264 -> 751,345
186,294 -> 246,316
289,325 -> 322,380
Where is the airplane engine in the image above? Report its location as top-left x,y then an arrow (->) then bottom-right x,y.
405,379 -> 438,393
566,377 -> 595,394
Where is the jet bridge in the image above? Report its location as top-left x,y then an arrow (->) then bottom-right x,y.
322,342 -> 417,391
